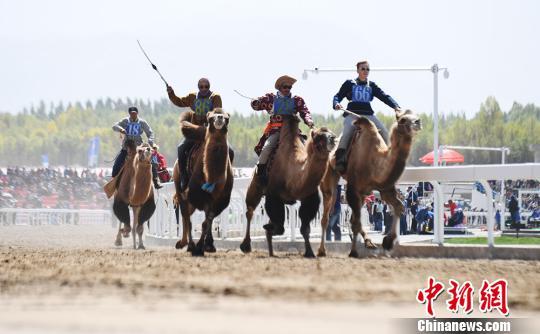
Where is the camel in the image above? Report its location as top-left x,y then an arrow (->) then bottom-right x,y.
109,140 -> 156,249
318,110 -> 422,258
172,109 -> 234,256
240,115 -> 336,257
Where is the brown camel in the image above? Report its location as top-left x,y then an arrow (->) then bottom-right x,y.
109,140 -> 156,249
240,115 -> 336,257
172,109 -> 234,256
318,110 -> 421,257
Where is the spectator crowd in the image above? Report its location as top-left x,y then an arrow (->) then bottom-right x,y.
0,167 -> 110,209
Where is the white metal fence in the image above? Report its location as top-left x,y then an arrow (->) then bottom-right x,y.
0,208 -> 113,226
146,178 -> 365,241
147,163 -> 540,246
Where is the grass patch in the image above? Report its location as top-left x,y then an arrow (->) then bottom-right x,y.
445,236 -> 540,245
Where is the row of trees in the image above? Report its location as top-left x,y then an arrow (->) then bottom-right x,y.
1,97 -> 538,167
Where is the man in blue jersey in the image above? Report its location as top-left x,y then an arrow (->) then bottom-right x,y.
112,106 -> 162,189
333,60 -> 401,173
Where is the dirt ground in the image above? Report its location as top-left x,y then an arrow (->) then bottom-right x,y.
0,224 -> 539,333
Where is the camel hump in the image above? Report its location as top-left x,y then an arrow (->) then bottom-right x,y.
181,122 -> 206,141
179,110 -> 194,124
352,116 -> 376,131
397,109 -> 414,118
125,139 -> 137,153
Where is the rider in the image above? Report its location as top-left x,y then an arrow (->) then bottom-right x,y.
251,75 -> 315,184
166,78 -> 223,191
333,60 -> 401,173
151,144 -> 170,182
112,106 -> 162,189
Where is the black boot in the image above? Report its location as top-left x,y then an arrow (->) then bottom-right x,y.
180,164 -> 189,192
256,163 -> 268,185
335,148 -> 347,174
178,142 -> 190,192
153,177 -> 163,189
151,163 -> 162,189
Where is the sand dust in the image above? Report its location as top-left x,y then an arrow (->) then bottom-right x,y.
1,224 -> 539,333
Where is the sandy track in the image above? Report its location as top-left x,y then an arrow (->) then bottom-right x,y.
1,224 -> 539,333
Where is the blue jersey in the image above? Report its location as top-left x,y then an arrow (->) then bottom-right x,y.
333,79 -> 399,116
273,93 -> 296,116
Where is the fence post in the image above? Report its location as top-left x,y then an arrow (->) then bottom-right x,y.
431,181 -> 444,246
480,180 -> 495,247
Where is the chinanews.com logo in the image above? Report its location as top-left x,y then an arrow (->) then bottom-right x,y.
416,276 -> 509,317
410,276 -> 517,333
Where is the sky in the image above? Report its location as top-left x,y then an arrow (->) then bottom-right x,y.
1,0 -> 539,118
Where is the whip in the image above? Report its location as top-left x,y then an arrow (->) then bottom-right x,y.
137,40 -> 169,86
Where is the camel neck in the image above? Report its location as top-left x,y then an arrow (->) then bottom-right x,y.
274,122 -> 330,199
203,128 -> 229,185
381,127 -> 413,185
130,158 -> 153,207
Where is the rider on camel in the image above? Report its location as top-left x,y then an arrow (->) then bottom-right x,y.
111,106 -> 162,189
333,60 -> 401,173
167,78 -> 229,191
251,75 -> 315,184
151,144 -> 170,183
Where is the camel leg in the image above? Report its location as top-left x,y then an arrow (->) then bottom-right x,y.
192,212 -> 215,257
176,200 -> 195,250
264,196 -> 285,257
318,168 -> 339,257
122,224 -> 131,238
380,187 -> 404,251
132,207 -> 140,250
204,219 -> 216,253
299,192 -> 320,258
137,220 -> 145,250
346,188 -> 374,258
187,219 -> 195,252
241,177 -> 264,254
265,229 -> 274,257
240,205 -> 255,254
115,220 -> 123,246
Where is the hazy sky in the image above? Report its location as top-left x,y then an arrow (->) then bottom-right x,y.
1,0 -> 539,117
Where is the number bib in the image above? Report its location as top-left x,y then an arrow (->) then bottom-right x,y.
126,121 -> 142,136
273,95 -> 295,116
351,82 -> 373,103
193,97 -> 213,116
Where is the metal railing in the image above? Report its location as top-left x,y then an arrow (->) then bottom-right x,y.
146,179 -> 369,241
147,163 -> 540,247
0,208 -> 113,226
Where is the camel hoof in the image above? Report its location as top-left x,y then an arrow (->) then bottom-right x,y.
349,249 -> 359,258
191,245 -> 205,257
240,239 -> 252,253
317,248 -> 327,257
304,249 -> 316,258
175,240 -> 187,249
137,244 -> 146,250
204,244 -> 216,253
187,242 -> 196,253
121,226 -> 131,238
364,239 -> 377,249
382,235 -> 395,251
114,239 -> 122,247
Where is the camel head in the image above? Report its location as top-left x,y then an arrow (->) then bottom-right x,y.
136,143 -> 153,164
207,108 -> 230,132
125,139 -> 137,156
396,109 -> 422,134
310,127 -> 337,153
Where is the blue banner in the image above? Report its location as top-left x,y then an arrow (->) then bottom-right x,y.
41,154 -> 49,168
87,136 -> 100,167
